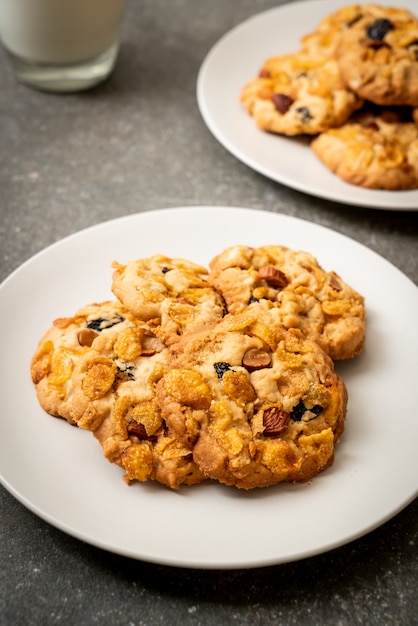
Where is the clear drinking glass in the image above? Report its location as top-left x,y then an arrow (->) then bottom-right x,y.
0,0 -> 126,92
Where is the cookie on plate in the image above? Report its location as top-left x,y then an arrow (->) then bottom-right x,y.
30,301 -> 136,425
300,3 -> 367,57
208,245 -> 365,360
111,254 -> 225,345
335,5 -> 418,106
240,51 -> 363,136
157,308 -> 347,489
311,106 -> 418,189
70,317 -> 205,489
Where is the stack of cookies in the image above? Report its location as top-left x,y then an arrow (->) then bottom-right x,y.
240,3 -> 418,189
31,245 -> 365,490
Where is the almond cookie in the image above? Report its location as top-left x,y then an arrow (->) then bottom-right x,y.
70,317 -> 205,489
311,106 -> 418,189
30,301 -> 136,425
111,254 -> 225,345
208,245 -> 365,361
240,51 -> 363,136
335,5 -> 418,106
157,308 -> 347,490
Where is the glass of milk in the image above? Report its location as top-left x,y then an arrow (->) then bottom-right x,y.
0,0 -> 126,92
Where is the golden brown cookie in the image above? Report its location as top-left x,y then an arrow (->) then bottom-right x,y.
300,3 -> 367,56
311,106 -> 418,189
335,5 -> 418,106
208,245 -> 365,360
30,301 -> 136,424
111,254 -> 225,345
240,51 -> 363,136
71,317 -> 205,489
157,308 -> 347,489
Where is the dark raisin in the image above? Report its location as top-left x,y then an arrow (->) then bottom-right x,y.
296,107 -> 313,123
272,93 -> 294,114
310,405 -> 323,416
161,266 -> 171,273
86,314 -> 124,332
213,362 -> 232,379
367,18 -> 394,41
86,318 -> 103,331
290,400 -> 323,421
290,399 -> 306,421
116,362 -> 136,381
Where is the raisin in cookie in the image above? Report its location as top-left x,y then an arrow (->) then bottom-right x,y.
335,5 -> 418,106
70,317 -> 205,489
111,254 -> 225,345
311,106 -> 418,189
157,308 -> 347,489
208,245 -> 365,360
30,301 -> 136,424
240,51 -> 363,136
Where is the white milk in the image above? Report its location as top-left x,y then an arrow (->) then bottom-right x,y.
0,0 -> 126,65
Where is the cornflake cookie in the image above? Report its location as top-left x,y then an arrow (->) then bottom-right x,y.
208,245 -> 365,361
30,301 -> 136,425
157,308 -> 347,489
311,107 -> 418,189
335,5 -> 418,106
111,254 -> 225,345
71,317 -> 205,489
300,4 -> 368,56
240,51 -> 363,136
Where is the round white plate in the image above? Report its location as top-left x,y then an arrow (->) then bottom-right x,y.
197,0 -> 418,211
1,207 -> 417,569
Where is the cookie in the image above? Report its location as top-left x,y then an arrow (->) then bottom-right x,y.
311,106 -> 418,189
30,301 -> 136,424
111,254 -> 225,345
335,5 -> 418,106
240,51 -> 363,136
157,308 -> 347,489
70,316 -> 205,489
208,245 -> 365,360
300,4 -> 367,57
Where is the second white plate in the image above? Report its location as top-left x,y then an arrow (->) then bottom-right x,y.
197,0 -> 418,210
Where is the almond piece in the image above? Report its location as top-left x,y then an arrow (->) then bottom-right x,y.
127,421 -> 149,440
272,93 -> 294,114
329,272 -> 343,292
258,265 -> 288,288
77,328 -> 99,347
242,348 -> 272,371
263,407 -> 290,436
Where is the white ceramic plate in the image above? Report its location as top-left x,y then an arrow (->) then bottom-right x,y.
197,0 -> 418,211
1,207 -> 417,569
